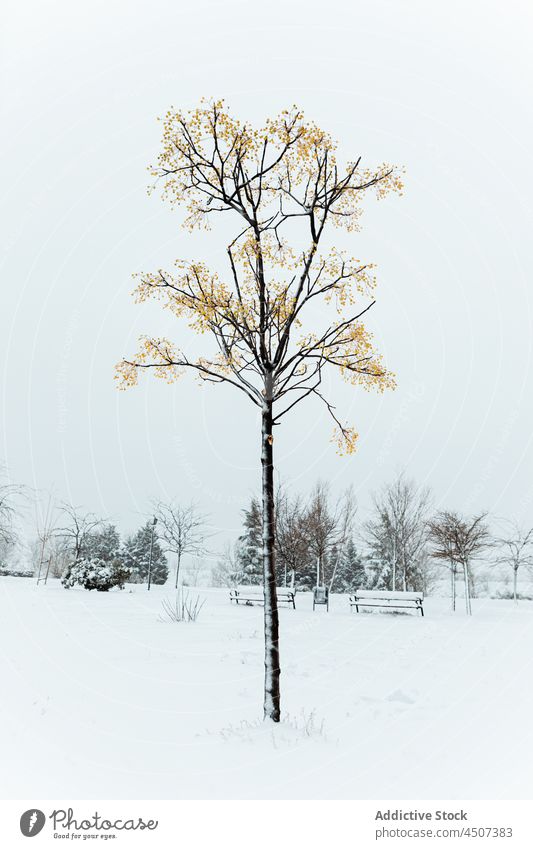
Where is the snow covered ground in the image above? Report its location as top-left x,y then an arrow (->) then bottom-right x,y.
0,577 -> 532,800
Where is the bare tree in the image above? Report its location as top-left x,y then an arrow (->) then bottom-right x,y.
0,487 -> 18,548
0,466 -> 27,549
30,534 -> 72,580
493,521 -> 533,602
327,486 -> 357,592
428,511 -> 491,614
153,500 -> 209,588
182,555 -> 207,587
48,536 -> 73,579
303,482 -> 357,589
56,502 -> 104,580
427,511 -> 459,609
274,487 -> 309,588
34,493 -> 59,583
116,99 -> 402,720
305,481 -> 338,587
211,542 -> 241,587
416,549 -> 441,597
363,474 -> 431,592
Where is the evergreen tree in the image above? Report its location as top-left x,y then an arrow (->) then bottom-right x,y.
84,524 -> 121,562
236,498 -> 263,584
123,522 -> 168,584
332,538 -> 367,592
365,549 -> 393,590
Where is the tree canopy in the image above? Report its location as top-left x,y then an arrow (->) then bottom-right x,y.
116,99 -> 402,452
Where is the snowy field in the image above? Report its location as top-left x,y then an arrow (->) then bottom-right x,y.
1,577 -> 532,800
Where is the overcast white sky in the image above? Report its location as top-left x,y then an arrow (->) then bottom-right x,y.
1,0 -> 533,543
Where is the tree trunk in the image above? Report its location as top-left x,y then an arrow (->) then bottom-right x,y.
36,536 -> 46,584
513,567 -> 518,603
463,561 -> 472,615
175,551 -> 182,589
451,560 -> 456,611
468,567 -> 476,600
328,544 -> 343,593
261,385 -> 280,722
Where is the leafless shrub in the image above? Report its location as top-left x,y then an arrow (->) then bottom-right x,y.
218,709 -> 327,744
282,709 -> 326,738
159,589 -> 205,623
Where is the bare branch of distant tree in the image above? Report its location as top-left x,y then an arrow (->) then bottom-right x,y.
57,502 -> 105,561
153,499 -> 211,588
0,465 -> 28,548
211,543 -> 241,588
363,474 -> 431,592
34,493 -> 60,583
427,510 -> 491,614
492,520 -> 533,602
274,486 -> 310,588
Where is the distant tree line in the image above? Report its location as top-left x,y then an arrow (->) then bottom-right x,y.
214,473 -> 533,608
221,482 -> 365,592
1,464 -> 533,604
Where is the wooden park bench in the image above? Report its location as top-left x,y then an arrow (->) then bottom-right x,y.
229,586 -> 296,609
349,589 -> 424,617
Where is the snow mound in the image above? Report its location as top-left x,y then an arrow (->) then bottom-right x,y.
386,688 -> 417,704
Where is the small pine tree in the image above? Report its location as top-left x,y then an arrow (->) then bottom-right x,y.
123,522 -> 168,584
84,524 -> 121,562
366,551 -> 393,590
236,498 -> 263,585
333,538 -> 367,592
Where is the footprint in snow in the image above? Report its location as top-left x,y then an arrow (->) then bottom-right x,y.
386,689 -> 416,704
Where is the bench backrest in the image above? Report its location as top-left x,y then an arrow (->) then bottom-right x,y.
232,586 -> 295,596
353,589 -> 423,600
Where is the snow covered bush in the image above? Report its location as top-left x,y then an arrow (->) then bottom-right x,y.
61,522 -> 123,585
61,557 -> 130,591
